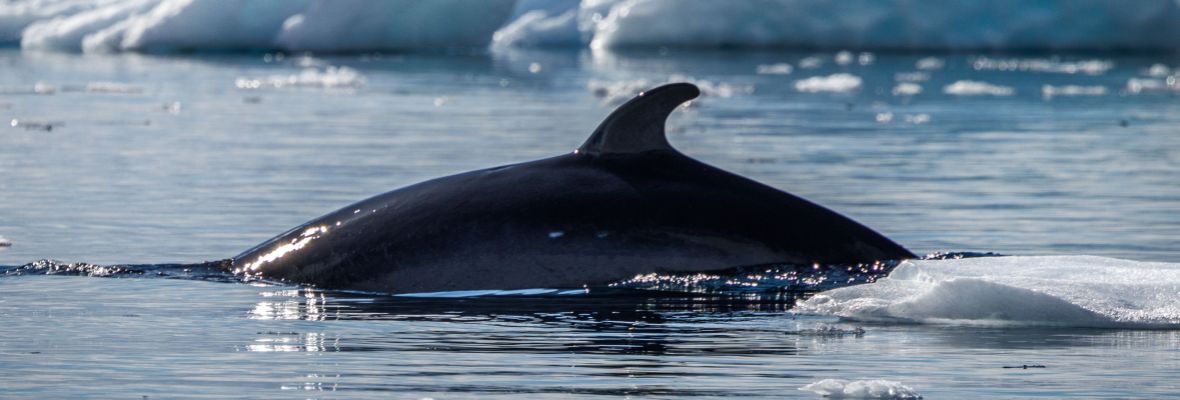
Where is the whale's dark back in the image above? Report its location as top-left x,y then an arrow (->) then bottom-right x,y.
233,83 -> 914,294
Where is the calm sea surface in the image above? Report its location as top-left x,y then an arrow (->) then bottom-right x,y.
2,48 -> 1179,398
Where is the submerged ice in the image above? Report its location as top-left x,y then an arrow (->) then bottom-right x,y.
6,0 -> 1180,52
798,256 -> 1180,328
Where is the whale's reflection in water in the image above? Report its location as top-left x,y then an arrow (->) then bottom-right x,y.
243,287 -> 827,358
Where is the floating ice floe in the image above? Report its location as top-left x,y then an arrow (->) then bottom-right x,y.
943,80 -> 1015,96
797,255 -> 1180,328
835,50 -> 854,66
798,56 -> 824,69
893,72 -> 929,83
1126,77 -> 1179,93
915,57 -> 944,70
971,57 -> 1113,75
0,81 -> 57,95
1041,85 -> 1107,98
857,52 -> 875,66
799,379 -> 921,400
755,63 -> 793,75
903,114 -> 930,125
794,73 -> 861,93
892,83 -> 922,96
83,81 -> 142,93
235,66 -> 364,90
1145,63 -> 1172,77
0,235 -> 11,248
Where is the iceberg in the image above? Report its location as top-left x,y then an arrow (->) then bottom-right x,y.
500,0 -> 1180,51
5,0 -> 1180,53
6,0 -> 514,52
275,0 -> 515,52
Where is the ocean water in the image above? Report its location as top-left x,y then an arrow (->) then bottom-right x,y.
2,48 -> 1180,398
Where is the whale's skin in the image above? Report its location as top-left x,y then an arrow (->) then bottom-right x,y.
233,83 -> 914,294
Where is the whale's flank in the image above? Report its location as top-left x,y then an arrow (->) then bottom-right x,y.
233,83 -> 914,294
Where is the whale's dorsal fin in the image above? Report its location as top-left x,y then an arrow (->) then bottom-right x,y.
577,82 -> 700,156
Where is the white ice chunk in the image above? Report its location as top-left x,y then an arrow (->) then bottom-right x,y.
1041,85 -> 1107,98
799,379 -> 921,399
1145,63 -> 1172,77
891,82 -> 922,96
943,80 -> 1015,96
1126,77 -> 1179,93
235,66 -> 364,90
915,57 -> 944,70
755,63 -> 793,75
971,57 -> 1113,75
798,256 -> 1180,328
794,73 -> 862,93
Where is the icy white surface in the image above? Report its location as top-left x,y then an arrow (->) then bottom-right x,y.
798,256 -> 1180,328
7,0 -> 1180,52
799,379 -> 921,400
970,57 -> 1114,75
276,0 -> 515,52
6,0 -> 513,52
506,0 -> 1180,51
1041,85 -> 1107,98
891,82 -> 922,96
915,57 -> 944,71
234,66 -> 364,90
491,8 -> 581,49
943,80 -> 1015,96
1126,77 -> 1180,93
0,0 -> 114,43
755,63 -> 793,75
794,73 -> 861,93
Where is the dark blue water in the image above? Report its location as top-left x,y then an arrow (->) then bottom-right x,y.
2,49 -> 1180,398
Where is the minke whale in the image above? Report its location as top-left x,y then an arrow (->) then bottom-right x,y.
232,83 -> 914,294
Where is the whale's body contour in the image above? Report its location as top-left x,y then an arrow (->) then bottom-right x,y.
233,83 -> 913,294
